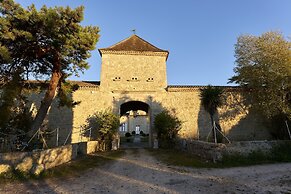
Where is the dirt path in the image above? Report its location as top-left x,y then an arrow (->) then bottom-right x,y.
1,149 -> 291,194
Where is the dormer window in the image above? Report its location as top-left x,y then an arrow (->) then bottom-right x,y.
147,78 -> 154,82
113,77 -> 121,81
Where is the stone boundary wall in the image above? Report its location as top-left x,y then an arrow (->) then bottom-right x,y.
0,140 -> 106,175
176,139 -> 291,162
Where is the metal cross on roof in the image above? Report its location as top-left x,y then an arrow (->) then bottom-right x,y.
131,29 -> 136,34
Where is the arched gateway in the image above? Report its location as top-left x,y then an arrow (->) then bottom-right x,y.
119,101 -> 150,136
119,101 -> 151,147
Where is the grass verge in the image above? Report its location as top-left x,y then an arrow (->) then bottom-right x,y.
0,150 -> 124,183
148,149 -> 218,168
148,141 -> 291,168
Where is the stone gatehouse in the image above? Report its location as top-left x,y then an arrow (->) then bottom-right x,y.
29,35 -> 271,146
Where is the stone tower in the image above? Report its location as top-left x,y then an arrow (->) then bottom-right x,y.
98,35 -> 169,92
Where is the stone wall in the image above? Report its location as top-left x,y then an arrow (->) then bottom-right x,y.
27,92 -> 73,146
0,141 -> 104,175
176,140 -> 226,162
177,139 -> 290,162
26,84 -> 271,146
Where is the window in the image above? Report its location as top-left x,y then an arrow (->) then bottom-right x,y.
113,77 -> 121,81
147,77 -> 154,82
128,77 -> 139,81
120,123 -> 126,132
135,125 -> 140,135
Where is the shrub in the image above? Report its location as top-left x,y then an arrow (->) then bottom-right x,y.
125,132 -> 131,137
271,141 -> 291,161
82,109 -> 119,141
154,109 -> 182,148
131,131 -> 136,135
268,114 -> 291,140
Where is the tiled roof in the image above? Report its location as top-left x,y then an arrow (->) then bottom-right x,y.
24,80 -> 100,88
99,35 -> 169,53
167,85 -> 241,91
69,81 -> 100,87
23,81 -> 240,91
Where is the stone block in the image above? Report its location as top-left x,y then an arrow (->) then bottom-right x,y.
0,164 -> 10,174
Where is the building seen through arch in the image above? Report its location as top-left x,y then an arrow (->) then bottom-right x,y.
119,101 -> 150,136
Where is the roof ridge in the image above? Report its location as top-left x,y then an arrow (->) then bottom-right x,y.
105,35 -> 135,50
132,35 -> 167,52
99,34 -> 168,53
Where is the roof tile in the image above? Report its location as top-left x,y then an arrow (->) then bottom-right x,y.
99,35 -> 168,53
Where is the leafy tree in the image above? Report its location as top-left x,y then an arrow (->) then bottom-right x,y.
0,1 -> 100,133
0,73 -> 34,151
229,32 -> 291,121
154,109 -> 182,147
199,85 -> 224,143
83,109 -> 120,141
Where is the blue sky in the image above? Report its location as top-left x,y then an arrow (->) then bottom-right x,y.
17,0 -> 291,86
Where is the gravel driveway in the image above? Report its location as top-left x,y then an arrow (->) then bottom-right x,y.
1,149 -> 291,194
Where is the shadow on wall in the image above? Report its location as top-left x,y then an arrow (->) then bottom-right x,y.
198,89 -> 271,142
27,92 -> 74,148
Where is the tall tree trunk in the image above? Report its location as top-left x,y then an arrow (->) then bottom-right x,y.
30,57 -> 62,133
210,115 -> 216,143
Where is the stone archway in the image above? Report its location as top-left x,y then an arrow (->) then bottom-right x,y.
119,101 -> 150,148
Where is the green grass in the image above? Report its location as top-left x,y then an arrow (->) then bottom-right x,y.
148,141 -> 291,168
221,142 -> 291,167
0,150 -> 124,183
220,151 -> 272,167
148,149 -> 218,168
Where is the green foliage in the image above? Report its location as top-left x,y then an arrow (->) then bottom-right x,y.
0,73 -> 23,129
221,151 -> 269,167
83,109 -> 119,141
154,109 -> 182,147
0,73 -> 33,138
57,80 -> 80,108
199,85 -> 224,117
268,113 -> 291,140
0,1 -> 100,78
229,31 -> 291,120
271,141 -> 291,162
199,85 -> 224,143
125,132 -> 131,137
0,0 -> 100,133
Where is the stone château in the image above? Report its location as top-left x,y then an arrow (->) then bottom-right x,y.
29,35 -> 270,146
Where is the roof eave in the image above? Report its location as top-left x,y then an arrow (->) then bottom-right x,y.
98,49 -> 169,60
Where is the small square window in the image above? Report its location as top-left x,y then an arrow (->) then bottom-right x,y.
113,77 -> 121,81
130,77 -> 138,81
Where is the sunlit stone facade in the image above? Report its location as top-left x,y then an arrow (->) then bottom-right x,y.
30,35 -> 271,146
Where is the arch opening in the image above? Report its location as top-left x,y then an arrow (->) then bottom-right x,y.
119,101 -> 150,148
120,101 -> 149,116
